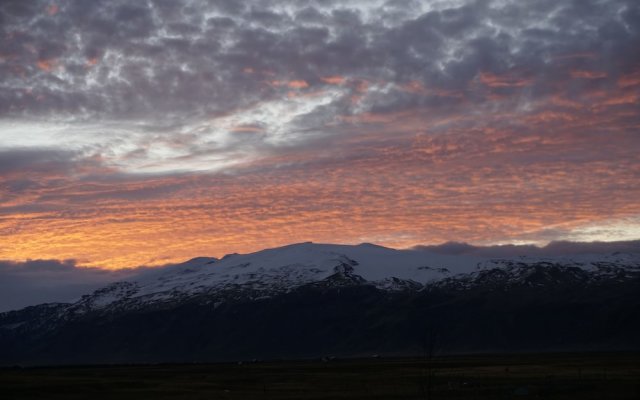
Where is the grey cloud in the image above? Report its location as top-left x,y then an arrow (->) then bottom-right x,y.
0,148 -> 80,174
416,240 -> 640,257
0,148 -> 196,207
543,240 -> 640,255
0,258 -> 217,312
0,148 -> 107,202
0,0 -> 639,176
1,0 -> 636,121
0,259 -> 130,312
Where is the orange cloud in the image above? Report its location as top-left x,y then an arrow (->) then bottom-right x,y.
570,70 -> 607,79
287,80 -> 309,89
36,59 -> 57,72
3,130 -> 637,270
399,81 -> 428,94
602,93 -> 638,106
354,80 -> 369,93
321,76 -> 346,85
1,71 -> 639,269
2,141 -> 638,270
85,57 -> 99,67
270,80 -> 309,89
618,71 -> 640,88
478,72 -> 533,88
47,4 -> 59,16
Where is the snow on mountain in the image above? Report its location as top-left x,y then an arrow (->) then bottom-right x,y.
67,242 -> 640,313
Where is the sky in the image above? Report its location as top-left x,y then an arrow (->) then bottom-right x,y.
1,0 -> 639,269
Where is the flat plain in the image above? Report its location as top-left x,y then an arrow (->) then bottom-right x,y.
1,352 -> 638,399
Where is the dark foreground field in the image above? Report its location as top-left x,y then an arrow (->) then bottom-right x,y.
1,353 -> 638,399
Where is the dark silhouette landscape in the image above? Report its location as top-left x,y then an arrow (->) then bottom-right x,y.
2,0 -> 639,398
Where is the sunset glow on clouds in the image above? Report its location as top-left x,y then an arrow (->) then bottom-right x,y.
1,0 -> 639,268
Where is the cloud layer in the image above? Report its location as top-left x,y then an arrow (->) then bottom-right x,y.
1,0 -> 639,267
0,259 -> 134,312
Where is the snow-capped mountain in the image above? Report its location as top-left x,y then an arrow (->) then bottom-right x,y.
1,242 -> 639,365
66,242 -> 640,313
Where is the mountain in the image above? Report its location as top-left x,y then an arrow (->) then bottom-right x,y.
1,242 -> 639,365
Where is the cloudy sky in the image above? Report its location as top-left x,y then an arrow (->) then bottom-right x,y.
1,0 -> 639,269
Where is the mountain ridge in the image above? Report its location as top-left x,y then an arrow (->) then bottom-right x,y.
1,242 -> 639,365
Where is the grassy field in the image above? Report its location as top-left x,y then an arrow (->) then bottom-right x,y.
1,352 -> 638,399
